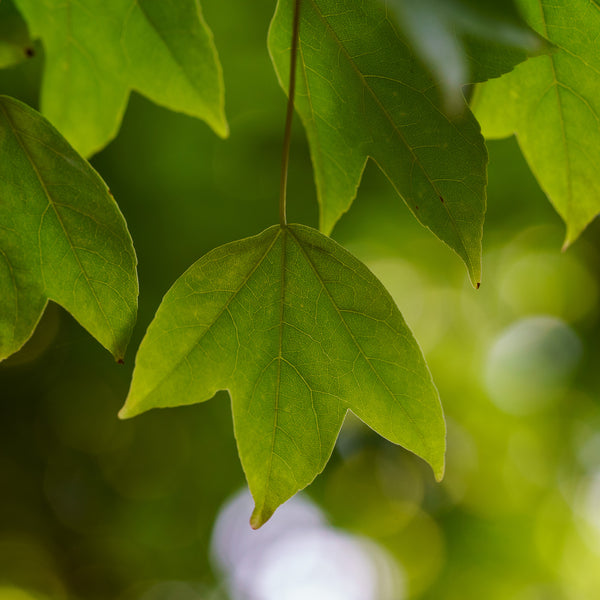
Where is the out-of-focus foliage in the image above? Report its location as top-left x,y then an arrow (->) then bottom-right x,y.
388,0 -> 547,109
473,0 -> 600,247
13,0 -> 228,157
1,0 -> 600,599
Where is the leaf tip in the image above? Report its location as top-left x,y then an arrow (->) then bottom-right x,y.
215,116 -> 230,139
434,461 -> 446,483
250,503 -> 274,530
117,400 -> 137,420
249,512 -> 265,530
561,237 -> 573,253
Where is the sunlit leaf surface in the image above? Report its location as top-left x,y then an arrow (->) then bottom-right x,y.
472,0 -> 600,245
14,0 -> 228,156
120,224 -> 445,527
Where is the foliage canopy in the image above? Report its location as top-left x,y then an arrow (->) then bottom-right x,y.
1,0 -> 598,528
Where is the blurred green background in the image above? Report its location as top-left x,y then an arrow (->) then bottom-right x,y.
1,1 -> 600,598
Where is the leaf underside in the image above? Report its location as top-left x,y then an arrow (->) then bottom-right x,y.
472,0 -> 600,245
0,95 -> 138,361
13,0 -> 228,157
269,0 -> 489,286
120,224 -> 445,528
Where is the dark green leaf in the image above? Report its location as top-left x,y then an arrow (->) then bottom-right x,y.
268,0 -> 487,286
120,224 -> 445,528
0,0 -> 34,68
472,0 -> 600,246
0,95 -> 138,361
13,0 -> 228,157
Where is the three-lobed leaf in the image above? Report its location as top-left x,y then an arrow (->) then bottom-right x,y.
472,0 -> 600,246
120,224 -> 445,528
268,0 -> 488,287
13,0 -> 228,157
0,95 -> 137,361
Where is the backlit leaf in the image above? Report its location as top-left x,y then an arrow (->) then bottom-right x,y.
120,224 -> 445,528
268,0 -> 487,286
0,95 -> 138,361
13,0 -> 228,157
472,0 -> 600,246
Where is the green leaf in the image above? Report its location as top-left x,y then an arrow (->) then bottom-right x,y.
268,0 -> 487,287
0,0 -> 34,69
472,0 -> 600,246
0,95 -> 138,361
389,0 -> 549,110
13,0 -> 228,157
120,224 -> 445,528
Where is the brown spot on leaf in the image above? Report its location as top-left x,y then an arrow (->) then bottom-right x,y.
24,47 -> 34,58
439,196 -> 444,203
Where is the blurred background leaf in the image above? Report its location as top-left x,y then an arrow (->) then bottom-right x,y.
388,0 -> 549,111
13,0 -> 228,157
472,0 -> 600,248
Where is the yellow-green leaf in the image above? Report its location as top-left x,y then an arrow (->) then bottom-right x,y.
120,224 -> 445,528
472,0 -> 600,246
14,0 -> 228,157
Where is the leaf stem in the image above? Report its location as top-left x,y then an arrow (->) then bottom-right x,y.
279,0 -> 301,227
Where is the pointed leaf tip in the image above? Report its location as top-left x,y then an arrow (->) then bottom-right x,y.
250,504 -> 272,530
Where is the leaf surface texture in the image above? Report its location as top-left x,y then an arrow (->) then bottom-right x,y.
0,95 -> 138,361
269,0 -> 491,285
472,0 -> 600,245
120,224 -> 445,527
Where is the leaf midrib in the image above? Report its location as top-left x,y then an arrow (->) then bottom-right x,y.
537,0 -> 573,218
288,226 -> 428,448
0,99 -> 117,348
305,0 -> 473,274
